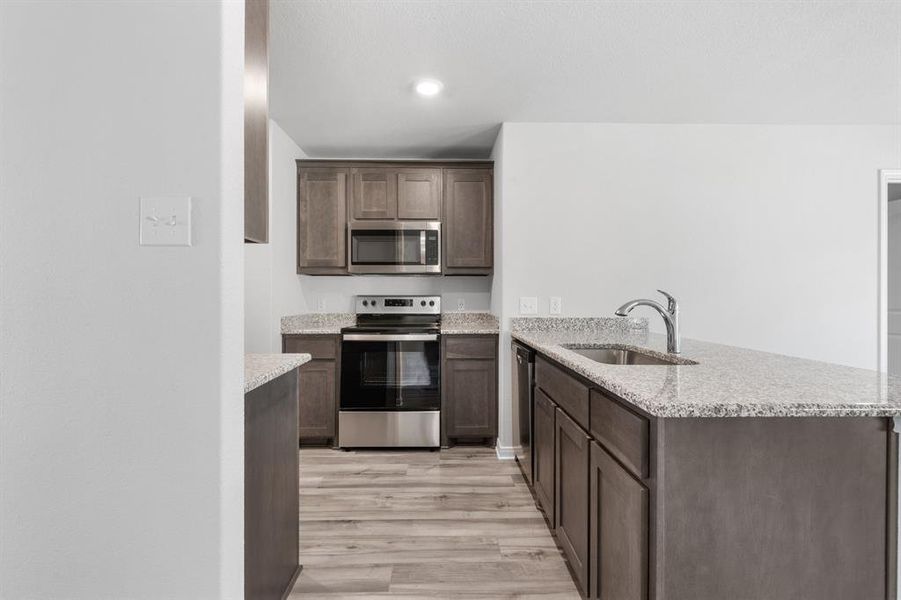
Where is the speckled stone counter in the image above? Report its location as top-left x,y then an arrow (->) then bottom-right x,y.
511,318 -> 901,418
441,312 -> 499,334
245,353 -> 311,393
281,313 -> 355,335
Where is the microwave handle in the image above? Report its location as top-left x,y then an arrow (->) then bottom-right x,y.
420,230 -> 426,265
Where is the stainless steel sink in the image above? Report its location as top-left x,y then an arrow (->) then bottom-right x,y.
562,345 -> 696,366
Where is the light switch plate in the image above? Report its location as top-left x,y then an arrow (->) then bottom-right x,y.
550,296 -> 562,315
519,296 -> 538,315
140,196 -> 192,246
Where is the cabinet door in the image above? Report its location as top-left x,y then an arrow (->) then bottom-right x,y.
297,360 -> 337,441
297,167 -> 347,272
397,169 -> 440,220
443,169 -> 493,273
555,407 -> 590,594
352,167 -> 396,220
533,388 -> 557,527
444,358 -> 497,439
590,441 -> 648,600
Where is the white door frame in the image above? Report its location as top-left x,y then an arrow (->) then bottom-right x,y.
878,169 -> 901,373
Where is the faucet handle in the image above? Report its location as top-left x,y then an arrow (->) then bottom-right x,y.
657,289 -> 678,314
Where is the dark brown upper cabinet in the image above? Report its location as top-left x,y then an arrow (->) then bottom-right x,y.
297,167 -> 348,274
351,167 -> 441,221
244,0 -> 269,243
296,160 -> 492,275
397,169 -> 441,219
443,168 -> 493,275
351,168 -> 397,220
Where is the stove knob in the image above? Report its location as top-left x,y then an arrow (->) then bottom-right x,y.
429,300 -> 435,307
362,300 -> 369,307
420,300 -> 427,307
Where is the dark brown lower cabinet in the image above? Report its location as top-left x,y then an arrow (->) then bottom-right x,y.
555,407 -> 590,595
282,334 -> 339,445
297,360 -> 336,442
245,370 -> 300,600
533,388 -> 557,527
441,335 -> 498,446
590,441 -> 648,600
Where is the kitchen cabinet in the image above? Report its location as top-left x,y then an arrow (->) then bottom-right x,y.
443,168 -> 493,274
397,169 -> 441,219
441,335 -> 498,446
244,0 -> 269,243
297,167 -> 348,274
351,167 -> 441,221
590,440 -> 648,600
296,160 -> 492,276
244,369 -> 299,599
282,334 -> 339,444
516,341 -> 891,600
533,388 -> 556,527
351,167 -> 396,220
555,407 -> 590,595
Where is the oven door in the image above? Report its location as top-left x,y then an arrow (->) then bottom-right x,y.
340,333 -> 441,411
348,221 -> 440,274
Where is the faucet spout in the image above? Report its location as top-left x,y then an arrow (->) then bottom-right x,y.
614,291 -> 681,354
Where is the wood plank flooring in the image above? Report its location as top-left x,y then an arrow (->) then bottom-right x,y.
288,447 -> 581,599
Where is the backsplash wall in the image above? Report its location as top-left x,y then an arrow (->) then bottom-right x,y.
298,275 -> 491,313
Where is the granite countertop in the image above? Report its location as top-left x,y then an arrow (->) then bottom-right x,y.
245,353 -> 311,393
511,317 -> 901,418
281,313 -> 355,335
441,312 -> 499,334
281,312 -> 500,335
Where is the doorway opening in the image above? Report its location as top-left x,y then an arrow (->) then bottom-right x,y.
879,170 -> 901,374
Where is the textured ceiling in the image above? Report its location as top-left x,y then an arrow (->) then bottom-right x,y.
270,0 -> 901,158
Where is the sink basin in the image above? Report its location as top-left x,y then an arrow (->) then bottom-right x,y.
562,345 -> 696,366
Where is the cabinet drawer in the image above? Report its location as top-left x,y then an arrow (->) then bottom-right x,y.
590,389 -> 649,479
536,356 -> 589,431
444,335 -> 497,360
282,335 -> 339,360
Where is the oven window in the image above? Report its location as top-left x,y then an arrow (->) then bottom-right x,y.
351,230 -> 424,266
341,339 -> 440,411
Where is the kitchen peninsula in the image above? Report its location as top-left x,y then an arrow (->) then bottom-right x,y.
511,317 -> 901,600
244,353 -> 310,600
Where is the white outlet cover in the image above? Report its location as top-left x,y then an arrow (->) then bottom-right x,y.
550,296 -> 562,315
520,296 -> 538,315
317,298 -> 326,312
140,196 -> 192,246
457,298 -> 465,311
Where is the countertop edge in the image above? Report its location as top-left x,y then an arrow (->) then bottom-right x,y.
511,331 -> 901,419
245,353 -> 311,394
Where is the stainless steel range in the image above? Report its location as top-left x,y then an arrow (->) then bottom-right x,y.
339,295 -> 441,448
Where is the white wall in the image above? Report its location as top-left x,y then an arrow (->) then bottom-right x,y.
492,122 -> 900,447
0,2 -> 245,598
245,120 -> 493,353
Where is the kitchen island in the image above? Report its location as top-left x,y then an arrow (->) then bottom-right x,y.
511,317 -> 901,600
244,353 -> 310,600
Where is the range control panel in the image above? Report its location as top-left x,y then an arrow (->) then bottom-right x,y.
354,295 -> 441,315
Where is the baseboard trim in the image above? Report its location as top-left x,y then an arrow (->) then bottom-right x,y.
495,443 -> 516,460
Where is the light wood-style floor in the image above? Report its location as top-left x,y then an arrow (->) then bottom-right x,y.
288,447 -> 581,599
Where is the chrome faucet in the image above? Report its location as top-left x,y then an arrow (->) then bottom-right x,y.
615,290 -> 681,354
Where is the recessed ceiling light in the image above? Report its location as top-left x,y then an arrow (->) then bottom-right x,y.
414,79 -> 443,97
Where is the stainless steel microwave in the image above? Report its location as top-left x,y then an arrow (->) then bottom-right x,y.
348,221 -> 441,274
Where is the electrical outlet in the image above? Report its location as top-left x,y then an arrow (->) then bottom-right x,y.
519,296 -> 538,315
457,298 -> 465,311
550,296 -> 562,315
317,298 -> 326,312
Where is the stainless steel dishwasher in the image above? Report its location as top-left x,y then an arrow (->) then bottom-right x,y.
512,341 -> 536,486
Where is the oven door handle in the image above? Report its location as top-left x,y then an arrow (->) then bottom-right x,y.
342,333 -> 439,342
